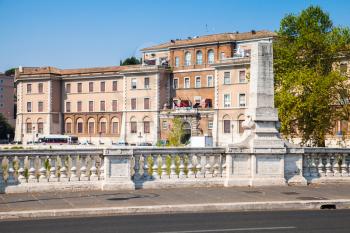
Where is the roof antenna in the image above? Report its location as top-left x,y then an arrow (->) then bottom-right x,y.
205,24 -> 208,33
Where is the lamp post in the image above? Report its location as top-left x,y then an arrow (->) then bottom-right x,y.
138,132 -> 143,146
231,124 -> 234,143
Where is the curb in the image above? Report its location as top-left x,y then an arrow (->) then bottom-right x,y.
1,199 -> 350,220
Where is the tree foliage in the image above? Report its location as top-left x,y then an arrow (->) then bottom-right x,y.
0,113 -> 14,140
120,56 -> 141,66
4,68 -> 15,76
167,117 -> 186,147
274,6 -> 350,146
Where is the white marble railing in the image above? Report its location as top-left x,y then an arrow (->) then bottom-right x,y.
131,148 -> 226,188
0,149 -> 104,193
303,148 -> 350,183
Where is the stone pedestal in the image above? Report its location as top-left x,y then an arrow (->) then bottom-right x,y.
101,149 -> 135,190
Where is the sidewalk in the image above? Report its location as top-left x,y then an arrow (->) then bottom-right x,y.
1,184 -> 350,220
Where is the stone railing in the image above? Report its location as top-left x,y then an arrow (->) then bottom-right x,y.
302,148 -> 350,184
0,149 -> 104,193
131,147 -> 226,188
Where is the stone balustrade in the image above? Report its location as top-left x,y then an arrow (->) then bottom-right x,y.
1,146 -> 350,193
302,148 -> 350,184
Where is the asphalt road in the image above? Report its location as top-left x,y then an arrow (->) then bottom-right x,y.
0,210 -> 350,233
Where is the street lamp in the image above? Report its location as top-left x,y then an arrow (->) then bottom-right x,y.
138,132 -> 143,146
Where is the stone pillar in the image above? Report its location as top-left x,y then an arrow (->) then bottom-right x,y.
101,149 -> 135,190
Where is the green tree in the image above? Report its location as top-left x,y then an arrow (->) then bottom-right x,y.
274,6 -> 350,146
4,68 -> 16,76
120,56 -> 141,66
167,117 -> 186,147
0,113 -> 14,140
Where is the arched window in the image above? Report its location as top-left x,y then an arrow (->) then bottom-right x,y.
237,114 -> 245,134
26,118 -> 32,134
99,117 -> 107,134
111,117 -> 119,134
130,116 -> 137,134
87,118 -> 95,134
223,115 -> 231,134
76,118 -> 84,134
196,51 -> 203,65
37,118 -> 44,134
208,50 -> 214,64
65,118 -> 72,134
185,52 -> 191,66
143,116 -> 151,134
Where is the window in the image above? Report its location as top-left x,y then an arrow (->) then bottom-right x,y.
100,122 -> 106,134
208,50 -> 214,64
185,52 -> 191,66
89,82 -> 94,92
340,63 -> 348,75
0,103 -> 3,108
112,121 -> 119,134
239,70 -> 246,83
130,121 -> 137,133
194,96 -> 201,105
38,122 -> 44,134
77,83 -> 82,93
224,120 -> 231,133
27,102 -> 32,112
184,77 -> 190,88
66,83 -> 71,93
144,98 -> 150,109
89,101 -> 94,112
162,121 -> 168,129
100,101 -> 105,111
112,81 -> 118,91
224,72 -> 231,84
196,51 -> 203,65
27,84 -> 32,94
144,77 -> 150,89
88,122 -> 95,134
77,101 -> 82,112
220,52 -> 225,60
77,122 -> 83,133
26,122 -> 32,133
131,98 -> 137,110
66,102 -> 71,112
207,75 -> 213,87
144,121 -> 150,133
239,94 -> 246,107
131,79 -> 137,89
208,121 -> 213,130
38,83 -> 43,93
224,94 -> 231,107
112,100 -> 118,111
65,123 -> 72,134
173,78 -> 179,89
175,57 -> 180,67
38,102 -> 43,112
195,76 -> 201,88
100,81 -> 105,92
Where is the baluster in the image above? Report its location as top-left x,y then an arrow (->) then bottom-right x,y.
333,155 -> 340,177
48,156 -> 58,182
161,155 -> 168,179
39,155 -> 48,182
99,155 -> 105,180
310,156 -> 317,177
90,155 -> 98,181
59,155 -> 69,182
195,154 -> 203,178
152,154 -> 159,179
341,154 -> 347,176
204,154 -> 212,178
17,156 -> 26,184
221,154 -> 227,178
187,154 -> 194,178
70,155 -> 78,181
178,155 -> 185,178
80,156 -> 88,181
28,156 -> 37,183
302,155 -> 309,177
170,154 -> 177,178
0,156 -> 4,186
325,157 -> 333,177
7,156 -> 16,185
213,154 -> 220,177
133,155 -> 141,181
143,155 -> 149,180
318,156 -> 325,177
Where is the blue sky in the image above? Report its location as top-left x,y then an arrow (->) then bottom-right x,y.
1,0 -> 350,71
